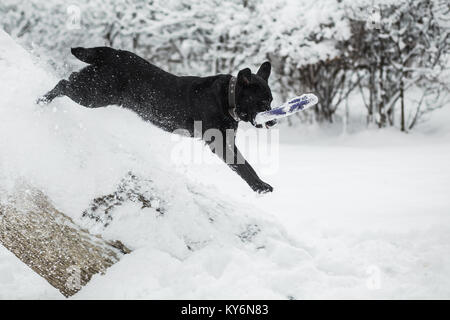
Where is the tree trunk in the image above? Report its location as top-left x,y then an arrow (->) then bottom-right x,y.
343,97 -> 349,135
368,68 -> 375,125
400,80 -> 405,132
0,185 -> 131,297
377,62 -> 387,128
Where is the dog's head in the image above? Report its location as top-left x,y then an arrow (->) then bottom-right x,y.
235,62 -> 277,128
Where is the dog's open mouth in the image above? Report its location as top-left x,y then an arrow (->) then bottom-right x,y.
254,119 -> 277,129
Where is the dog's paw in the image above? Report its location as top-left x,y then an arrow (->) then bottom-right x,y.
35,96 -> 49,105
252,180 -> 273,194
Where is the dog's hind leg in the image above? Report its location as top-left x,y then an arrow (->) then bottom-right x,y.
36,79 -> 69,105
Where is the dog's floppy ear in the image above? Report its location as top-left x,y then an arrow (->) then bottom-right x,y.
237,68 -> 251,86
257,61 -> 271,82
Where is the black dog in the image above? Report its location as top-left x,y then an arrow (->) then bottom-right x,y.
38,47 -> 276,193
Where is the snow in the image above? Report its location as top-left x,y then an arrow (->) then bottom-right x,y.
1,30 -> 450,299
0,246 -> 60,299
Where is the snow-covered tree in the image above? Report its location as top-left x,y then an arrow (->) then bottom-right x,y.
345,0 -> 449,131
1,0 -> 447,130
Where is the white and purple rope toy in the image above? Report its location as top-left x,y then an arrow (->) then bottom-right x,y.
254,93 -> 318,126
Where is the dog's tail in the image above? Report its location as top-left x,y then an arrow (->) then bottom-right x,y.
71,47 -> 118,65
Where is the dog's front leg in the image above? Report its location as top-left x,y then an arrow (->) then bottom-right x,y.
229,146 -> 273,194
207,133 -> 273,193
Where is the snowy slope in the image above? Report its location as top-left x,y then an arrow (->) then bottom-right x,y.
0,30 -> 309,299
1,30 -> 450,299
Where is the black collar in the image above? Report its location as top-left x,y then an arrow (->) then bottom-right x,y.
228,76 -> 240,121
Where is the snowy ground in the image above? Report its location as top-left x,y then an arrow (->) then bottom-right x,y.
184,120 -> 450,299
1,30 -> 449,299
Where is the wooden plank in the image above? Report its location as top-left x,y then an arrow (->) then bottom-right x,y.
0,186 -> 130,297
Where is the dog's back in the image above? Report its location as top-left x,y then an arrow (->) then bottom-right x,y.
71,47 -> 147,67
67,47 -> 207,132
60,47 -> 167,110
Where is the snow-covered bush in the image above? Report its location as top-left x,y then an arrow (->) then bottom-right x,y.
0,1 -> 347,89
344,0 -> 449,130
0,0 -> 447,130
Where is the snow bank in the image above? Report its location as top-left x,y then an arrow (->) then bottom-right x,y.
0,29 -> 310,299
0,246 -> 60,299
